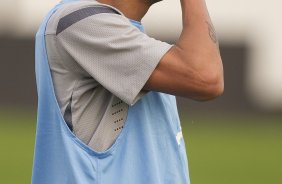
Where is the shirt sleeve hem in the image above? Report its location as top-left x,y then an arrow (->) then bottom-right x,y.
123,44 -> 173,106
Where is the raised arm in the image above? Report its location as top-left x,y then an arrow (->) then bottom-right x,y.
144,0 -> 224,101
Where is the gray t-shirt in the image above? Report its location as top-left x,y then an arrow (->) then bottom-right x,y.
45,0 -> 172,152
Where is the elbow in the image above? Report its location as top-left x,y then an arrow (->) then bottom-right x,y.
195,78 -> 224,101
175,44 -> 224,101
203,79 -> 224,101
214,81 -> 224,98
198,73 -> 224,101
192,65 -> 224,101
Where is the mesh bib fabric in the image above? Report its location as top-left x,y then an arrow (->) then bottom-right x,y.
32,0 -> 190,183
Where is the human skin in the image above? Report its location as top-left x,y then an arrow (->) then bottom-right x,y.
98,0 -> 224,101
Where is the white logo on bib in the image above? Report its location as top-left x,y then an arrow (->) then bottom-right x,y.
176,130 -> 183,145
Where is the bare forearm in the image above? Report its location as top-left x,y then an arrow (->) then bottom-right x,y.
176,0 -> 224,99
144,0 -> 224,100
179,0 -> 218,44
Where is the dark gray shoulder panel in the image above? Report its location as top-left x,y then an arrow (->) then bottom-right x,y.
56,6 -> 120,35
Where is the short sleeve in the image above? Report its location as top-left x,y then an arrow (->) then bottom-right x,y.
56,11 -> 172,105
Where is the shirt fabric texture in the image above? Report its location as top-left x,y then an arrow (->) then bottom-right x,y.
46,0 -> 172,151
32,0 -> 190,183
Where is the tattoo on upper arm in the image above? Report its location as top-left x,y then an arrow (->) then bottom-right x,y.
206,21 -> 218,44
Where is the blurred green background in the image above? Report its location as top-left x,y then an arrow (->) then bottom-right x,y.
0,111 -> 281,184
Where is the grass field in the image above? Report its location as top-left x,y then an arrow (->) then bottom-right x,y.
185,114 -> 282,184
0,111 -> 281,184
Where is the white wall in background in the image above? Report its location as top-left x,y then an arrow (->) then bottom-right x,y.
0,0 -> 19,34
0,0 -> 281,110
10,0 -> 60,37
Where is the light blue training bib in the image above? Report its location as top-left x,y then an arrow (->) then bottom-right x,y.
32,0 -> 190,183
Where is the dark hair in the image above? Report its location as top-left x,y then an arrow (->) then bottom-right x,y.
147,0 -> 163,5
